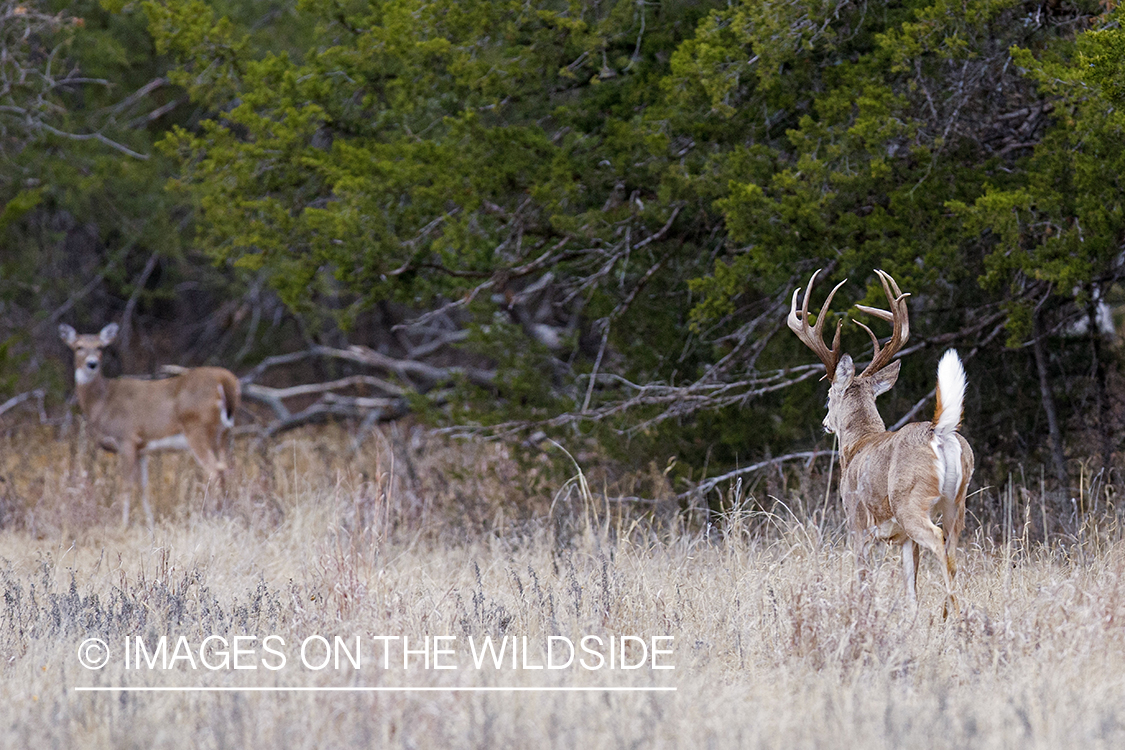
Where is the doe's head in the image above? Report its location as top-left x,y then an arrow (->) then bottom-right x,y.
59,323 -> 118,385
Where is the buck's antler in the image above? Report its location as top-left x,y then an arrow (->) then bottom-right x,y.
787,269 -> 847,382
854,269 -> 910,378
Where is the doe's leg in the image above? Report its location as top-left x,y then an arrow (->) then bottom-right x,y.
139,454 -> 155,533
118,442 -> 138,528
183,423 -> 225,515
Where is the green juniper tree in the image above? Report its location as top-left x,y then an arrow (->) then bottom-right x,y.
49,0 -> 1122,498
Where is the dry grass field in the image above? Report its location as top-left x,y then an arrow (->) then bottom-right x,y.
0,421 -> 1123,748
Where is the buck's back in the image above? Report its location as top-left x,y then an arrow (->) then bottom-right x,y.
841,422 -> 941,528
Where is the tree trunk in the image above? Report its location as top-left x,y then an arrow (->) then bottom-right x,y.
1033,311 -> 1068,492
1087,297 -> 1113,501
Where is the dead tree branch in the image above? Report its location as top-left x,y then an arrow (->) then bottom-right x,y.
0,389 -> 46,424
235,343 -> 480,435
685,450 -> 839,499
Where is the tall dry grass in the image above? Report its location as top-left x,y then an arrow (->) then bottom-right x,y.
0,422 -> 1123,748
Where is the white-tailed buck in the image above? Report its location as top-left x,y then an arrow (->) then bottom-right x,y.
787,270 -> 974,615
60,323 -> 240,528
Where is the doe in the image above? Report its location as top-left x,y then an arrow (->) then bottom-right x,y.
60,323 -> 240,528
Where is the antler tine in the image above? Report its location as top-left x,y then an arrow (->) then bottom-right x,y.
874,269 -> 910,345
857,269 -> 910,378
854,319 -> 881,363
787,269 -> 847,381
879,268 -> 907,301
854,271 -> 909,320
853,304 -> 893,322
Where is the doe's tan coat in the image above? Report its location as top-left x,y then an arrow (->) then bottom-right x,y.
60,323 -> 240,528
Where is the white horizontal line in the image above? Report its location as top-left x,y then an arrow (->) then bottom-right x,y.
74,686 -> 677,693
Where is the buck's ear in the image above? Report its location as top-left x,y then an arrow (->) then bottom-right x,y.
870,359 -> 901,396
59,324 -> 77,347
833,354 -> 855,389
98,323 -> 119,346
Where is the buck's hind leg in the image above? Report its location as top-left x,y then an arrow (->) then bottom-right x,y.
901,537 -> 921,607
936,493 -> 961,583
940,460 -> 970,585
898,489 -> 958,618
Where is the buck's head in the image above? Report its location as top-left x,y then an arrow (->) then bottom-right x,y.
59,323 -> 118,386
787,269 -> 910,435
821,352 -> 903,434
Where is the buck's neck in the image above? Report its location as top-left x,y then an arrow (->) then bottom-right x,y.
836,393 -> 887,461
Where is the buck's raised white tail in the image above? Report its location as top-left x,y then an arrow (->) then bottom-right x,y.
932,349 -> 967,512
934,349 -> 966,436
60,323 -> 240,529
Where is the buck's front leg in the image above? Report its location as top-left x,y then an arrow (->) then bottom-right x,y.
850,526 -> 877,587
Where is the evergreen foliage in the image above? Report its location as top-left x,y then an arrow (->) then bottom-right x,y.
4,0 -> 1125,491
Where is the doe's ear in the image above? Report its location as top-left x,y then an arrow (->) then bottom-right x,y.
833,354 -> 855,389
98,323 -> 119,346
869,358 -> 901,396
59,324 -> 77,347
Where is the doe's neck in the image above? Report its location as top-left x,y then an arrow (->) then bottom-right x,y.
75,370 -> 109,415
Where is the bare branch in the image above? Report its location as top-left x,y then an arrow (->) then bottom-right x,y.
33,121 -> 149,160
311,344 -> 494,387
33,243 -> 133,334
444,365 -> 825,440
104,77 -> 166,117
0,389 -> 46,423
887,312 -> 1007,430
119,250 -> 161,347
255,398 -> 409,437
248,374 -> 405,401
685,450 -> 839,499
